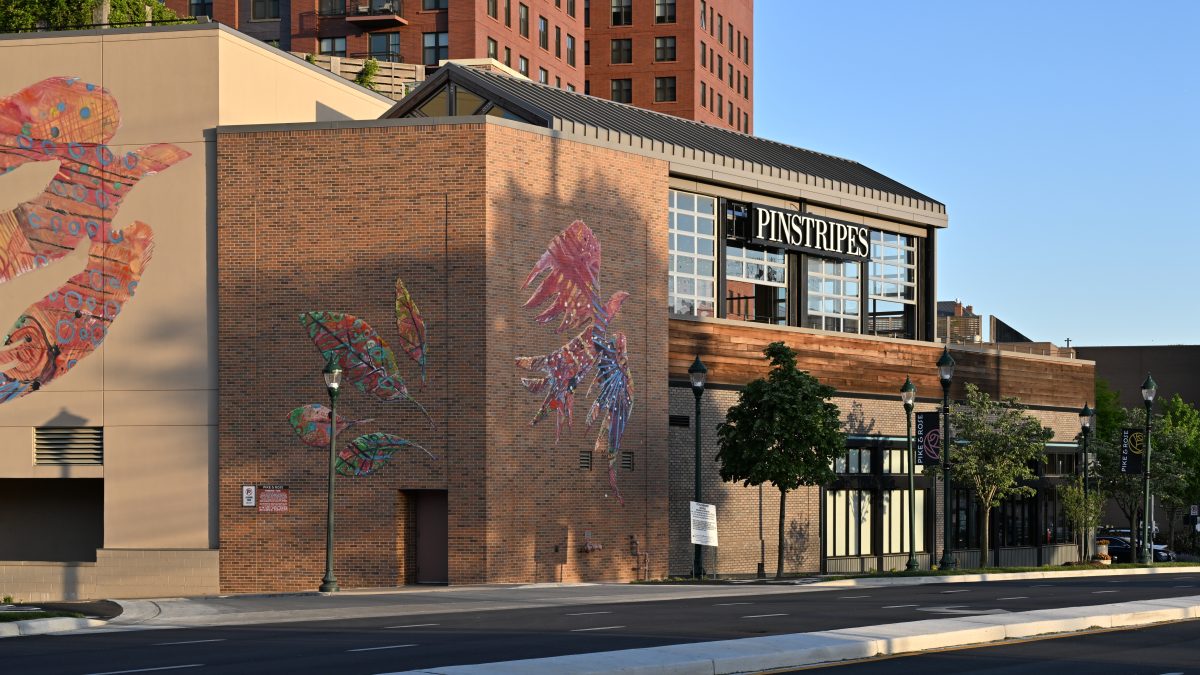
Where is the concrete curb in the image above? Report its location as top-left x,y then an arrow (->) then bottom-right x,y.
807,565 -> 1200,588
0,617 -> 106,638
388,595 -> 1200,675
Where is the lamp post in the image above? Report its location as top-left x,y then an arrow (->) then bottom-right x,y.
901,376 -> 918,572
1079,403 -> 1093,560
689,355 -> 708,579
319,359 -> 343,593
1139,374 -> 1156,564
937,347 -> 957,570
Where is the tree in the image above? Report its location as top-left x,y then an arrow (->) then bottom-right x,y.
0,0 -> 179,33
716,342 -> 845,579
1094,377 -> 1124,442
1059,476 -> 1105,563
943,383 -> 1051,567
1152,395 -> 1199,548
354,57 -> 380,91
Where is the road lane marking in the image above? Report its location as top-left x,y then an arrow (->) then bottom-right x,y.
941,589 -> 969,593
153,639 -> 226,646
998,596 -> 1028,600
570,626 -> 624,632
1032,584 -> 1054,587
565,611 -> 612,616
714,602 -> 752,606
1093,590 -> 1119,594
882,604 -> 918,608
347,644 -> 416,653
85,662 -> 205,667
384,623 -> 439,629
742,613 -> 787,618
1107,580 -> 1127,583
1173,585 -> 1194,588
839,595 -> 870,599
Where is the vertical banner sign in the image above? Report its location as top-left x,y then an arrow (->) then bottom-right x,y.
690,501 -> 718,546
916,412 -> 941,465
1120,428 -> 1145,474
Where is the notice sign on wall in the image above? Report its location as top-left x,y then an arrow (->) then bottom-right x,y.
242,485 -> 257,507
1120,428 -> 1145,474
690,501 -> 718,547
257,485 -> 289,513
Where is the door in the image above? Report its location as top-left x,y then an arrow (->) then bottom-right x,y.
414,490 -> 448,584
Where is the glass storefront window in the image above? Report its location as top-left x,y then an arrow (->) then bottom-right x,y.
668,190 -> 717,317
868,231 -> 917,339
825,489 -> 872,557
725,244 -> 786,325
805,257 -> 859,333
882,489 -> 925,553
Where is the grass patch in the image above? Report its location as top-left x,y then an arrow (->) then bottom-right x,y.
0,611 -> 84,622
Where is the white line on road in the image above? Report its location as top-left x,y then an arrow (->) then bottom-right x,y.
714,602 -> 752,606
347,644 -> 416,653
85,666 -> 205,675
153,639 -> 226,646
1032,584 -> 1054,587
839,595 -> 870,599
570,626 -> 624,632
941,589 -> 969,593
998,597 -> 1028,600
1107,580 -> 1127,583
742,613 -> 788,618
565,611 -> 612,616
882,604 -> 918,609
1173,585 -> 1194,588
1093,590 -> 1119,594
384,624 -> 439,629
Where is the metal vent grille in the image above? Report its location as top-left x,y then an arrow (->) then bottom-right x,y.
621,451 -> 634,471
35,427 -> 103,465
579,450 -> 592,470
668,414 -> 690,427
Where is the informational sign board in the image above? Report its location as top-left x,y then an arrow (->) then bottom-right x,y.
1190,504 -> 1199,517
1120,428 -> 1145,474
916,412 -> 941,465
242,485 -> 256,507
690,501 -> 718,547
257,485 -> 289,513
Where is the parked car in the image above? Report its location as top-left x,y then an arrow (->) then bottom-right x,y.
1098,536 -> 1176,563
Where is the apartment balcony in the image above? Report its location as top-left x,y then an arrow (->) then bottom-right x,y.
344,0 -> 407,28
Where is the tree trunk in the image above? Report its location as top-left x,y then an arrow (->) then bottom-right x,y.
776,488 -> 787,579
1166,506 -> 1179,551
980,506 -> 991,569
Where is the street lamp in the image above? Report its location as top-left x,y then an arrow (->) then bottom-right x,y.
1079,403 -> 1093,560
688,355 -> 708,579
1139,374 -> 1156,564
937,347 -> 957,570
901,376 -> 918,572
319,358 -> 343,593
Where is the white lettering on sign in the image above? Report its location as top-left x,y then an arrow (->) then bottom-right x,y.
751,205 -> 870,259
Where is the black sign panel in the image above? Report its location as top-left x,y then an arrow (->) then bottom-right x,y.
748,204 -> 870,261
916,412 -> 941,465
1120,428 -> 1146,474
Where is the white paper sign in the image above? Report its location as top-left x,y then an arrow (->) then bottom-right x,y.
690,501 -> 718,547
242,485 -> 256,507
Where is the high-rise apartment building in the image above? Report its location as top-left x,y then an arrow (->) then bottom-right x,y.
167,1 -> 751,129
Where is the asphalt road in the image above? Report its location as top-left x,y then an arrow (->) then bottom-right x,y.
3,573 -> 1199,675
805,618 -> 1200,674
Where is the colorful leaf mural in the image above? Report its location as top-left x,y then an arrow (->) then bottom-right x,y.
286,403 -> 371,448
0,77 -> 189,402
516,221 -> 634,503
394,277 -> 427,385
336,432 -> 434,477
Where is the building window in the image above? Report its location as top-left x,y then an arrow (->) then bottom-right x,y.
504,0 -> 511,26
539,16 -> 549,49
566,34 -> 576,66
717,54 -> 722,77
423,0 -> 448,9
699,81 -> 705,106
610,78 -> 631,103
867,231 -> 918,339
743,74 -> 749,99
518,55 -> 529,76
539,67 -> 549,84
654,36 -> 675,61
584,79 -> 590,95
504,46 -> 511,66
567,83 -> 575,92
728,63 -> 734,87
699,41 -> 706,67
611,0 -> 631,26
726,243 -> 786,325
519,4 -> 529,37
743,36 -> 750,63
716,92 -> 722,114
882,489 -> 926,554
655,0 -> 675,23
584,39 -> 589,65
319,36 -> 346,56
654,76 -> 676,102
252,0 -> 280,20
190,1 -> 214,17
488,0 -> 498,18
727,22 -> 734,49
994,495 -> 1035,547
423,32 -> 448,65
555,26 -> 561,57
951,489 -> 980,550
699,0 -> 706,29
487,37 -> 498,60
826,490 -> 871,557
717,13 -> 722,39
369,32 -> 400,61
1043,489 -> 1074,545
743,111 -> 748,132
668,189 -> 717,318
584,0 -> 590,27
805,257 -> 859,333
610,38 -> 632,64
317,0 -> 343,16
727,100 -> 733,124
555,76 -> 561,88
834,447 -> 872,474
568,0 -> 576,17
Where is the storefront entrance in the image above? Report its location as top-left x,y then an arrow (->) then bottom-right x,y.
413,490 -> 448,584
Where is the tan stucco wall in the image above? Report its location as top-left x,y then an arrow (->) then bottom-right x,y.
0,25 -> 392,586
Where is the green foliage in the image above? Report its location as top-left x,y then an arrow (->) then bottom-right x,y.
110,0 -> 181,24
1093,377 -> 1124,441
306,52 -> 318,64
355,57 -> 380,91
1059,476 -> 1106,561
942,383 -> 1052,567
0,0 -> 181,32
716,341 -> 844,578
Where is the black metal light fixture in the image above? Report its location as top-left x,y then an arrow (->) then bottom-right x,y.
319,358 -> 343,593
688,355 -> 708,579
1079,402 -> 1093,559
901,376 -> 918,572
1139,374 -> 1157,564
937,346 -> 957,570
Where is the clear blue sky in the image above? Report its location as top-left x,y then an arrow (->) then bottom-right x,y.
754,1 -> 1199,346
